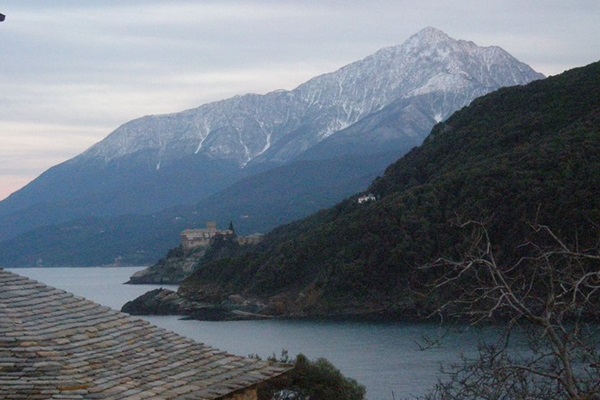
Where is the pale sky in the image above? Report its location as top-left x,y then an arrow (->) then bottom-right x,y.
1,1 -> 599,201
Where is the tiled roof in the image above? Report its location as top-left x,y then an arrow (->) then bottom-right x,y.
0,269 -> 291,399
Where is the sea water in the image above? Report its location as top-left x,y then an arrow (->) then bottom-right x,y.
8,266 -> 487,400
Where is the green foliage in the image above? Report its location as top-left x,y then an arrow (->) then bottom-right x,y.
165,246 -> 181,259
201,233 -> 242,263
0,152 -> 400,267
258,351 -> 366,400
180,61 -> 600,317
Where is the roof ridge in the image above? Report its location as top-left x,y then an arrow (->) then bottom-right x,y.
0,268 -> 291,399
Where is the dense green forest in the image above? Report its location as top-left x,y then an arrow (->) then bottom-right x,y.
179,61 -> 600,318
0,152 -> 400,267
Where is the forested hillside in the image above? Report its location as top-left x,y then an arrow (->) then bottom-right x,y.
179,62 -> 600,318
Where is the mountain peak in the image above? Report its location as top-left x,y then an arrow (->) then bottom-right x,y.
406,27 -> 452,46
78,27 -> 541,168
0,28 -> 544,243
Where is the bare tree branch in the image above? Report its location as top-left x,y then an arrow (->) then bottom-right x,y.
419,221 -> 600,400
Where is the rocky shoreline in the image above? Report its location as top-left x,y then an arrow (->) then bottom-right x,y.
121,288 -> 273,321
121,233 -> 430,321
125,248 -> 205,285
120,286 -> 432,322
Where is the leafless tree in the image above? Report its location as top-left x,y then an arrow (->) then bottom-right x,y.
419,221 -> 600,399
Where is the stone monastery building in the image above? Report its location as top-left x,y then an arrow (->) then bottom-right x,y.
181,222 -> 233,250
181,222 -> 263,250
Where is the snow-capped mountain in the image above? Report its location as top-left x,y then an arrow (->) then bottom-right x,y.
81,27 -> 542,168
0,27 -> 544,245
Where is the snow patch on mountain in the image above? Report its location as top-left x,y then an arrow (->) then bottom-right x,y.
77,27 -> 544,169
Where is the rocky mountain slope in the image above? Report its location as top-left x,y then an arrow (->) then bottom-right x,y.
0,28 -> 544,267
0,153 -> 399,267
71,27 -> 543,169
172,61 -> 600,319
0,28 -> 541,231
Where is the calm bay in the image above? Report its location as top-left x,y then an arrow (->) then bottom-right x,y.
8,266 -> 486,400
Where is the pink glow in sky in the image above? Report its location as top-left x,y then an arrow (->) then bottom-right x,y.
1,0 -> 599,201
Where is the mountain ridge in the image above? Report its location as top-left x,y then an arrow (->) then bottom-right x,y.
0,27 -> 544,265
174,61 -> 600,318
0,152 -> 402,267
81,27 -> 539,167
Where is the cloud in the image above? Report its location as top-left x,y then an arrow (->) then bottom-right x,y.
0,121 -> 103,164
0,120 -> 103,199
0,0 -> 599,200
